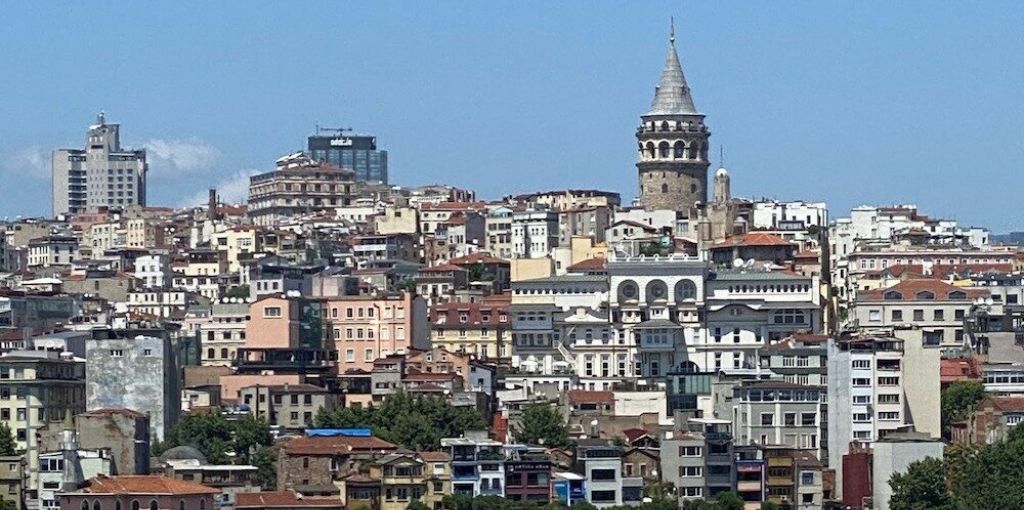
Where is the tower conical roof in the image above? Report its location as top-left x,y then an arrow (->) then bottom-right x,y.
647,23 -> 697,116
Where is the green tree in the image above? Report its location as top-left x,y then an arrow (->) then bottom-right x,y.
951,424 -> 1024,509
163,411 -> 234,464
514,403 -> 569,448
251,444 -> 278,490
760,502 -> 780,510
713,491 -> 744,510
639,242 -> 665,257
223,285 -> 250,299
316,391 -> 486,450
0,422 -> 16,456
232,414 -> 274,462
888,457 -> 952,510
941,380 -> 986,437
1,500 -> 17,510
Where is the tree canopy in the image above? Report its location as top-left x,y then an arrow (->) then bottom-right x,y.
515,404 -> 570,448
315,391 -> 486,450
157,411 -> 274,471
0,422 -> 16,456
888,457 -> 953,510
940,380 -> 986,437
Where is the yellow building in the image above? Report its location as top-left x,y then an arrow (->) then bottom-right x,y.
0,353 -> 85,490
429,295 -> 511,360
212,227 -> 260,273
371,452 -> 450,510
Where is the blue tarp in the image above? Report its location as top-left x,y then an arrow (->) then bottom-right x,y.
305,428 -> 373,437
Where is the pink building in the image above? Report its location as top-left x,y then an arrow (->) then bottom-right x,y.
59,475 -> 218,510
243,292 -> 429,373
323,292 -> 429,372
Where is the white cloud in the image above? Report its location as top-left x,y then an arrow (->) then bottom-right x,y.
3,147 -> 50,179
179,168 -> 259,208
143,137 -> 220,173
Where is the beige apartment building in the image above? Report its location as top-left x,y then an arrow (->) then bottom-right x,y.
850,279 -> 986,348
248,152 -> 356,226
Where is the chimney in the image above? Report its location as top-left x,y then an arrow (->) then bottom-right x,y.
208,188 -> 219,221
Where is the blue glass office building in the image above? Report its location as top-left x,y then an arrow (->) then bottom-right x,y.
308,132 -> 388,184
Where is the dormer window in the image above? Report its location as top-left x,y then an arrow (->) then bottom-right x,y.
915,291 -> 935,300
883,291 -> 903,300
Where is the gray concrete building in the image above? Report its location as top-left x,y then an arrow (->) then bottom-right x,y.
731,380 -> 825,460
52,112 -> 147,216
660,417 -> 734,502
238,383 -> 340,432
84,330 -> 179,441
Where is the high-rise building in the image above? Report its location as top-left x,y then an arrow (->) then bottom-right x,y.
307,128 -> 388,184
52,112 -> 147,217
247,152 -> 356,226
636,22 -> 710,213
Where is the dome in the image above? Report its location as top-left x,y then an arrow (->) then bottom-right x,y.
158,445 -> 208,464
715,167 -> 729,178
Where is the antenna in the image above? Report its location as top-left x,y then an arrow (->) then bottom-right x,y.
719,145 -> 725,168
670,17 -> 675,45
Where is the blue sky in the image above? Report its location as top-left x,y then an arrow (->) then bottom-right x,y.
1,2 -> 1022,231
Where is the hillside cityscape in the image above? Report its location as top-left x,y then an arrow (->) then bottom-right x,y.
4,16 -> 1024,510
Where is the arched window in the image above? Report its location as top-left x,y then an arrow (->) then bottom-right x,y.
646,280 -> 669,304
690,183 -> 698,194
149,500 -> 158,510
206,348 -> 214,359
618,280 -> 640,302
660,121 -> 670,131
661,183 -> 669,193
645,142 -> 656,159
675,280 -> 698,301
915,291 -> 935,300
179,500 -> 186,510
673,141 -> 685,158
658,142 -> 671,158
220,348 -> 228,359
94,502 -> 102,510
883,291 -> 903,300
116,502 -> 123,510
131,500 -> 140,510
82,500 -> 90,510
948,290 -> 967,300
200,500 -> 206,510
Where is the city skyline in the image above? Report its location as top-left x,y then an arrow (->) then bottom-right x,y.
2,2 -> 1023,231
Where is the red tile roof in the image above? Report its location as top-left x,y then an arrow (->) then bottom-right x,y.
419,264 -> 467,273
567,257 -> 607,272
419,201 -> 488,211
81,475 -> 219,495
418,451 -> 451,462
567,390 -> 614,405
940,358 -> 982,383
283,435 -> 397,456
448,252 -> 510,266
858,279 -> 987,301
429,299 -> 509,327
711,233 -> 793,249
235,492 -> 342,509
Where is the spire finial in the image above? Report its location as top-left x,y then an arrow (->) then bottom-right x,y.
670,17 -> 675,45
719,145 -> 725,168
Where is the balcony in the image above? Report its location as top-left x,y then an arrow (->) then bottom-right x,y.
767,457 -> 793,468
767,476 -> 794,487
737,481 -> 762,492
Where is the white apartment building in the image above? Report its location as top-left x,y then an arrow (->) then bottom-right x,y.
126,290 -> 191,318
827,329 -> 941,492
133,254 -> 171,289
27,236 -> 78,268
511,211 -> 559,259
751,200 -> 828,230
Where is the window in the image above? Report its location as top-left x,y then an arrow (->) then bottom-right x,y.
590,468 -> 616,481
678,446 -> 701,456
913,309 -> 924,322
760,413 -> 774,426
934,309 -> 945,321
868,310 -> 881,322
879,411 -> 900,421
852,359 -> 870,369
264,306 -> 282,318
345,349 -> 355,362
891,310 -> 903,321
785,413 -> 797,426
955,309 -> 966,320
679,466 -> 702,477
364,349 -> 374,361
801,413 -> 816,426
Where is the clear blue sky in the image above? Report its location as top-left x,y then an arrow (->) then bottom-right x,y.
1,2 -> 1022,231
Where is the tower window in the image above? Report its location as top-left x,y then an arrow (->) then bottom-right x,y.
658,142 -> 670,158
673,142 -> 685,158
661,183 -> 669,193
691,183 -> 698,194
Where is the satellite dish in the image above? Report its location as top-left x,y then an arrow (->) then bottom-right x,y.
733,258 -> 744,268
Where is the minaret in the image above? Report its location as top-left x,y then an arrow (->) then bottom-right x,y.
636,19 -> 710,213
